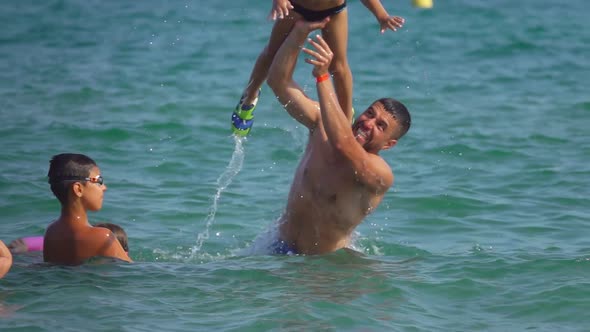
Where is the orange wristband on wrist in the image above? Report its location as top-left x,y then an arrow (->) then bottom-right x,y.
316,73 -> 330,83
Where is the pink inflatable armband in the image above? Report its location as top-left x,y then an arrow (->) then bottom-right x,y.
23,236 -> 44,252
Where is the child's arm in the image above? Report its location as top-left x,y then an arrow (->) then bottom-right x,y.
0,240 -> 12,278
268,0 -> 294,21
360,0 -> 405,34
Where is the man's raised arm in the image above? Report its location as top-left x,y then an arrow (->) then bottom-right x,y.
267,18 -> 330,129
303,34 -> 394,193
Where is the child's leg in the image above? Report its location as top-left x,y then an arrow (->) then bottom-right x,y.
322,9 -> 353,122
241,17 -> 298,106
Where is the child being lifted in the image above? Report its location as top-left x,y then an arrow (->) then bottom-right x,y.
231,0 -> 405,136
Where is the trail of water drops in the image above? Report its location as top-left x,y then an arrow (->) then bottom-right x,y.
191,136 -> 245,256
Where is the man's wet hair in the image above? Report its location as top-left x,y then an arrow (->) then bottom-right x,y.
47,153 -> 97,204
378,98 -> 411,140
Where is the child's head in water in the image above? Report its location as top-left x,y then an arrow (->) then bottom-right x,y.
94,223 -> 129,253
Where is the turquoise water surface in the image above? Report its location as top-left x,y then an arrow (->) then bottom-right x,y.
1,0 -> 589,331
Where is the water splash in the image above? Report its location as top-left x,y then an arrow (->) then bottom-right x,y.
191,135 -> 245,256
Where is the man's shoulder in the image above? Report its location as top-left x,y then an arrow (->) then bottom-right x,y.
44,220 -> 71,242
365,153 -> 395,190
44,218 -> 59,231
369,153 -> 393,172
47,226 -> 112,249
84,226 -> 115,243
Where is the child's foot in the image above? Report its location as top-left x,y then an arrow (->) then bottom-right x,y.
231,90 -> 260,137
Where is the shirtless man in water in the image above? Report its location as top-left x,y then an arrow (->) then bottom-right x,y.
43,153 -> 131,265
266,17 -> 411,255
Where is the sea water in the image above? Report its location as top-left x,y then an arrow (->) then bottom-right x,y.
1,0 -> 589,330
